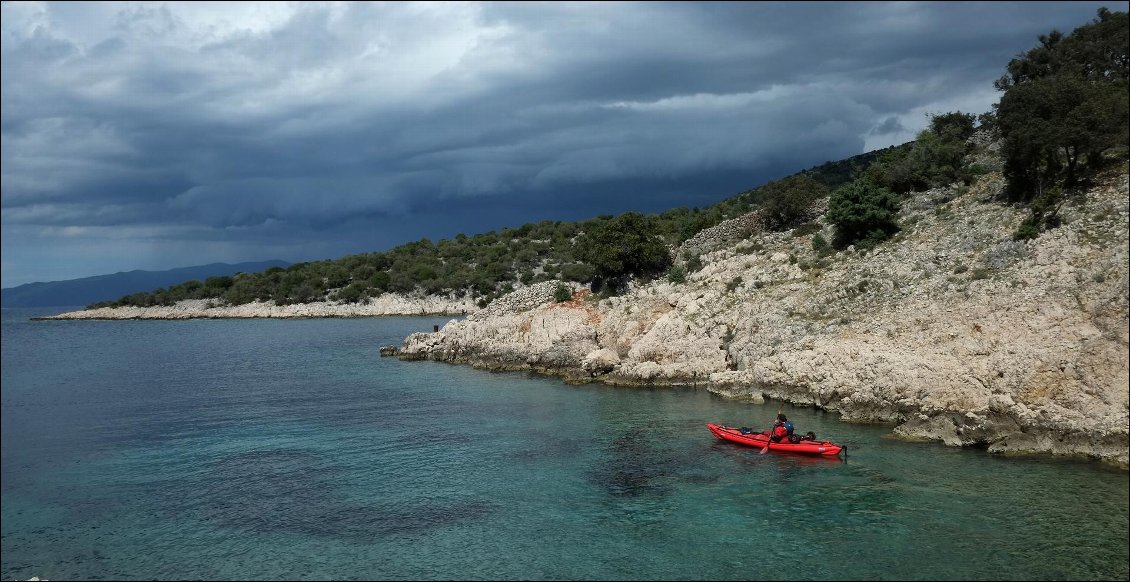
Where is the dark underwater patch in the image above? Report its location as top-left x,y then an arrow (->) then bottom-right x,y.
166,448 -> 496,542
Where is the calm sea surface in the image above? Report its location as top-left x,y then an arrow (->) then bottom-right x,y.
2,307 -> 1127,581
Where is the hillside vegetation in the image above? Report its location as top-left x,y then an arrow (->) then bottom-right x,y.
88,146 -> 895,309
91,9 -> 1127,312
394,9 -> 1129,467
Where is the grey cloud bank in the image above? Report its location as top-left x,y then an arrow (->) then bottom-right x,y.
2,1 -> 1124,287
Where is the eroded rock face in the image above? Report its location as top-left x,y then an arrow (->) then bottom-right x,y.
403,164 -> 1130,468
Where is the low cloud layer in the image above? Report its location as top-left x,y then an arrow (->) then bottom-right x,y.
2,1 -> 1122,286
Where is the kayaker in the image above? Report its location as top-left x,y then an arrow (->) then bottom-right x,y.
770,414 -> 794,442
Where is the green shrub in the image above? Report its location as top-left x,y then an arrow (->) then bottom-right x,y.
826,179 -> 901,249
559,262 -> 595,283
759,175 -> 829,230
684,253 -> 704,273
577,212 -> 672,293
667,264 -> 686,284
334,282 -> 366,304
995,9 -> 1129,200
1013,216 -> 1043,240
554,283 -> 572,302
865,112 -> 976,194
791,222 -> 821,237
811,233 -> 832,257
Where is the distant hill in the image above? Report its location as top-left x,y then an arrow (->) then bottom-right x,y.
1,261 -> 291,308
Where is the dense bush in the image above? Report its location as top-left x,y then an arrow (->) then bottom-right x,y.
758,175 -> 829,231
866,111 -> 977,194
553,283 -> 572,302
994,8 -> 1128,205
576,212 -> 672,293
667,264 -> 686,284
825,179 -> 901,249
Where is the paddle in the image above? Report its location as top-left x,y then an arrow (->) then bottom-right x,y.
760,403 -> 784,455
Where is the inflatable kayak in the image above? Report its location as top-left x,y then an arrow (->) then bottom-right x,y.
706,423 -> 845,457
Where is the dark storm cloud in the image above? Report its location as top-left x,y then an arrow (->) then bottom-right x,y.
2,1 -> 1124,286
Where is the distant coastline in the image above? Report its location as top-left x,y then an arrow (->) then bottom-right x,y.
37,295 -> 478,320
2,260 -> 291,308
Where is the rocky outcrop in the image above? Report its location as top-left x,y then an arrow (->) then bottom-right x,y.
402,163 -> 1130,468
40,293 -> 478,320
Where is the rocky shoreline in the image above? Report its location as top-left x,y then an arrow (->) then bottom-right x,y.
38,294 -> 478,320
400,165 -> 1130,469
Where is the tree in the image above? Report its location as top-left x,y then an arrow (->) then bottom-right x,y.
203,275 -> 234,291
758,174 -> 829,231
825,179 -> 901,249
865,111 -> 977,194
998,71 -> 1127,198
576,212 -> 672,293
994,8 -> 1129,200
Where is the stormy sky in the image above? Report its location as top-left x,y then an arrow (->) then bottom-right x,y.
2,1 -> 1124,287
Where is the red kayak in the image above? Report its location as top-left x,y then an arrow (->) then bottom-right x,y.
706,423 -> 845,457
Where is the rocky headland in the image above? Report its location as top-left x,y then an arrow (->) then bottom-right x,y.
400,163 -> 1130,468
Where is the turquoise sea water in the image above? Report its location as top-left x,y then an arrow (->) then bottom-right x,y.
2,308 -> 1127,581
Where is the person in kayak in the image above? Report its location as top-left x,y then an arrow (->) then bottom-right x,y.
770,414 -> 794,443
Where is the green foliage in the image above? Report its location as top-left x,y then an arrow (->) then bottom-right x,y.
866,111 -> 977,194
800,148 -> 895,191
553,283 -> 572,302
811,233 -> 832,257
334,282 -> 367,303
758,175 -> 830,231
576,212 -> 672,293
667,264 -> 686,284
684,252 -> 704,273
558,262 -> 595,283
825,179 -> 901,249
370,271 -> 391,292
791,222 -> 821,238
1012,185 -> 1067,240
204,275 -> 234,290
995,9 -> 1129,201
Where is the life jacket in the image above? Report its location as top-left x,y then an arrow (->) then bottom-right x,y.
772,420 -> 793,438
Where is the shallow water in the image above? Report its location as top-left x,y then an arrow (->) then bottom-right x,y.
2,308 -> 1127,580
